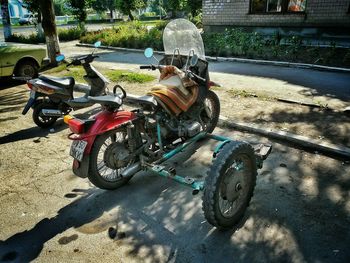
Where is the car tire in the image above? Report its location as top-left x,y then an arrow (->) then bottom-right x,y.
15,60 -> 39,79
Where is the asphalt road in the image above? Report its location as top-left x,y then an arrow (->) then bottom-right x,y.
0,24 -> 114,41
58,42 -> 350,110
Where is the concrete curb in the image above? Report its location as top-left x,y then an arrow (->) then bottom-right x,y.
206,56 -> 350,74
76,43 -> 350,74
218,116 -> 350,159
76,43 -> 166,55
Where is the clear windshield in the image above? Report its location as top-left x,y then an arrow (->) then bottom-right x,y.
163,19 -> 205,60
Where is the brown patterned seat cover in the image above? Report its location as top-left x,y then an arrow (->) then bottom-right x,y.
147,66 -> 199,116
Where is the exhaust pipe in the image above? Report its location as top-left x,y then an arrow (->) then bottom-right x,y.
121,163 -> 141,177
42,109 -> 63,117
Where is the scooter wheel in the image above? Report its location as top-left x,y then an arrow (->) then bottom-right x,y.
32,100 -> 58,128
202,141 -> 257,229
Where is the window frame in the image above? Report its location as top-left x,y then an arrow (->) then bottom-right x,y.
249,0 -> 307,15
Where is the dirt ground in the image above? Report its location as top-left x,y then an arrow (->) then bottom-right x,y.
0,77 -> 350,262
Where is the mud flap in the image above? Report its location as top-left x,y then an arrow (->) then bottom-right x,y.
22,97 -> 36,115
72,155 -> 90,178
253,143 -> 272,169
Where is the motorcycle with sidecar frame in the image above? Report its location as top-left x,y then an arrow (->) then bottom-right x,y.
64,19 -> 272,229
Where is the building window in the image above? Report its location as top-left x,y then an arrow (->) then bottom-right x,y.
288,0 -> 306,12
251,0 -> 306,13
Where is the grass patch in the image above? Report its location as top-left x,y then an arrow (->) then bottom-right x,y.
226,89 -> 275,101
42,64 -> 155,84
105,70 -> 155,83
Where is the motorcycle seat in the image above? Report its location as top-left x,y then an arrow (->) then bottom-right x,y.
88,95 -> 123,107
124,94 -> 157,107
39,75 -> 75,90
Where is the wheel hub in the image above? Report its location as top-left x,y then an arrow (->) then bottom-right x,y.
104,142 -> 130,169
221,166 -> 244,202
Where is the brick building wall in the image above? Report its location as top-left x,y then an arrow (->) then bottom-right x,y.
203,0 -> 350,28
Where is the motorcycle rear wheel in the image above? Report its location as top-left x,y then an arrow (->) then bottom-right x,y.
88,130 -> 136,190
32,100 -> 58,128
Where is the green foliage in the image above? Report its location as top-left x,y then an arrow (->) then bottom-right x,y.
80,21 -> 349,68
67,0 -> 91,23
148,0 -> 166,16
343,50 -> 350,64
187,0 -> 202,17
8,33 -> 44,44
58,26 -> 86,41
164,0 -> 187,12
90,0 -> 117,14
116,0 -> 146,20
140,12 -> 157,18
189,12 -> 202,28
21,0 -> 40,15
54,0 -> 72,16
8,27 -> 84,43
80,21 -> 164,50
285,35 -> 303,60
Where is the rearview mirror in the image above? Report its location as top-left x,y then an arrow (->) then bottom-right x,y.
144,48 -> 154,58
56,54 -> 65,62
190,54 -> 198,67
94,41 -> 101,48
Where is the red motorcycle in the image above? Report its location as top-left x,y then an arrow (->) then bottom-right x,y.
64,19 -> 271,229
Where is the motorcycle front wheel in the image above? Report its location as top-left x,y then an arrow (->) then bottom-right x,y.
200,90 -> 220,133
88,129 -> 136,190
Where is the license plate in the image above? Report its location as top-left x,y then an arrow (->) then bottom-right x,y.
30,90 -> 36,99
70,140 -> 88,162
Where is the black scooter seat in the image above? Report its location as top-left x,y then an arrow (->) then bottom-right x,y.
88,95 -> 123,106
39,75 -> 75,90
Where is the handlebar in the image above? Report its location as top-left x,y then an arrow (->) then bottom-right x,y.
139,65 -> 206,82
187,70 -> 206,82
67,54 -> 99,67
139,65 -> 157,70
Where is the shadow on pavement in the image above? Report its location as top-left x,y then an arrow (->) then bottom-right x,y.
241,107 -> 350,148
0,78 -> 26,91
0,107 -> 101,145
0,140 -> 349,262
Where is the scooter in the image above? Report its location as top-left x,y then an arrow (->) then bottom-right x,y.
22,41 -> 110,128
63,19 -> 272,229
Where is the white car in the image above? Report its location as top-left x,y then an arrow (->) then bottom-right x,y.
19,13 -> 36,25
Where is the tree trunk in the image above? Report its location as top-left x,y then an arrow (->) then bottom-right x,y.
1,0 -> 12,41
36,10 -> 44,40
127,10 -> 134,21
39,0 -> 60,66
109,8 -> 114,23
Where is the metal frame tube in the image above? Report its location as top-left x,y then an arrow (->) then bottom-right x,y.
148,132 -> 234,192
